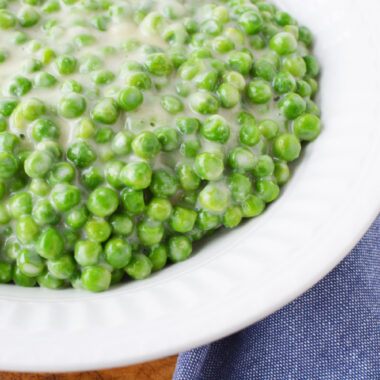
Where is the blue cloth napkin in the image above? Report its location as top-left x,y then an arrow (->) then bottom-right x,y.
173,215 -> 380,380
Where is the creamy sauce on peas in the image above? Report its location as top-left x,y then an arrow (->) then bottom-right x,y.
0,0 -> 320,291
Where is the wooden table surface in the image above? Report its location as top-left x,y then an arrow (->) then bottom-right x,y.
0,356 -> 177,380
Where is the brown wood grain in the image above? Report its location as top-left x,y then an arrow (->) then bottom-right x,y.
0,356 -> 177,380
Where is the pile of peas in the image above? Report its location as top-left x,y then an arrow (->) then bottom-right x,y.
0,0 -> 321,292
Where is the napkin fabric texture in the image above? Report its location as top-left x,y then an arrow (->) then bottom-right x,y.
173,215 -> 380,380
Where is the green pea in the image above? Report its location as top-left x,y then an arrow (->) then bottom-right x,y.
132,131 -> 160,159
256,179 -> 280,203
21,58 -> 43,74
0,262 -> 13,283
112,131 -> 133,156
273,70 -> 296,94
0,10 -> 16,29
48,162 -> 75,185
55,55 -> 77,75
24,150 -> 53,178
121,188 -> 145,215
120,161 -> 152,190
239,123 -> 261,146
196,71 -> 218,92
0,201 -> 11,224
67,141 -> 96,168
104,160 -> 124,189
8,76 -> 32,97
273,133 -> 301,162
9,192 -> 32,219
153,126 -> 179,152
85,217 -> 111,242
222,205 -> 243,228
279,93 -> 306,120
18,5 -> 40,27
168,235 -> 192,263
270,32 -> 297,55
201,115 -> 230,143
201,18 -> 222,36
5,239 -> 22,262
242,194 -> 266,217
0,98 -> 18,117
304,56 -> 320,78
125,254 -> 152,280
65,204 -> 88,229
179,138 -> 201,158
228,51 -> 252,75
117,86 -> 143,111
197,210 -> 220,231
238,11 -> 263,35
32,119 -> 59,142
147,197 -> 172,222
199,184 -> 229,213
296,80 -> 312,98
150,169 -> 179,197
124,72 -> 152,90
212,36 -> 235,54
144,53 -> 172,76
74,239 -> 102,266
33,72 -> 57,88
51,183 -> 81,212
60,79 -> 82,94
190,91 -> 220,115
299,26 -> 313,47
47,253 -> 76,280
82,266 -> 111,292
0,152 -> 17,179
228,172 -> 251,202
87,187 -> 119,217
161,95 -> 184,114
82,166 -> 104,190
32,199 -> 60,226
258,120 -> 279,140
228,147 -> 256,172
253,155 -> 275,178
16,215 -> 40,243
253,59 -> 276,81
148,244 -> 167,272
177,162 -> 201,191
247,80 -> 272,104
37,270 -> 65,289
176,117 -> 200,135
169,206 -> 197,233
110,213 -> 134,236
91,98 -> 119,124
195,152 -> 224,181
217,83 -> 240,109
137,219 -> 164,246
35,228 -> 64,260
37,140 -> 61,159
13,267 -> 37,287
274,161 -> 290,185
293,113 -> 321,141
59,93 -> 86,119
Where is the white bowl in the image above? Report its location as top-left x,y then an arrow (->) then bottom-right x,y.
1,0 -> 380,372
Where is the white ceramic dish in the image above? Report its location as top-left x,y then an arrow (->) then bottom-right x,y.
1,0 -> 380,372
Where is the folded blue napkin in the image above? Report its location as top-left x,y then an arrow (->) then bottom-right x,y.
173,215 -> 379,380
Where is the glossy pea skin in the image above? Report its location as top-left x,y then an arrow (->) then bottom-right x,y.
293,114 -> 321,141
120,161 -> 152,190
82,266 -> 111,292
35,228 -> 64,260
195,152 -> 224,181
85,217 -> 111,242
105,238 -> 132,269
148,244 -> 168,272
125,254 -> 153,280
74,239 -> 102,266
201,115 -> 231,144
199,184 -> 229,213
273,133 -> 301,162
87,187 -> 119,217
168,236 -> 192,263
132,131 -> 160,159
